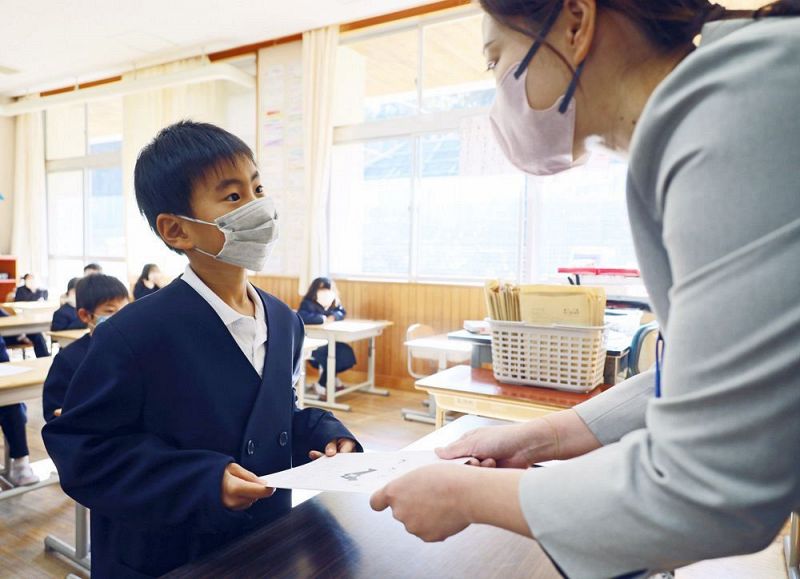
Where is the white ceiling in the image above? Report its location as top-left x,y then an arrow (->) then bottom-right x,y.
0,0 -> 434,98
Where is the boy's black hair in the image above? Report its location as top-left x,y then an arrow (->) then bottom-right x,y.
134,120 -> 255,254
75,274 -> 129,313
84,263 -> 102,274
67,277 -> 80,292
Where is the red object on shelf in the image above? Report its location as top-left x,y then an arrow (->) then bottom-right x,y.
0,255 -> 18,301
558,267 -> 640,278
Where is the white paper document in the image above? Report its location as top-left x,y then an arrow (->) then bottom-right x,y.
260,451 -> 470,494
0,364 -> 32,378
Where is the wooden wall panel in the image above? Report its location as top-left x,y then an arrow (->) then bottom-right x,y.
250,276 -> 486,389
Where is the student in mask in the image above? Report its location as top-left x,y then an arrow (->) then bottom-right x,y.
14,273 -> 48,302
370,2 -> 800,577
51,278 -> 87,332
43,121 -> 361,578
298,277 -> 356,396
43,274 -> 129,422
133,263 -> 163,300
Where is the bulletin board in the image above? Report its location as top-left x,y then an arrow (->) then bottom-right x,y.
257,42 -> 307,277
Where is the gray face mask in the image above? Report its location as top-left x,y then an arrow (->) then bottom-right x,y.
178,197 -> 279,271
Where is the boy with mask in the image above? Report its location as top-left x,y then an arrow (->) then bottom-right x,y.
43,274 -> 129,422
43,121 -> 361,578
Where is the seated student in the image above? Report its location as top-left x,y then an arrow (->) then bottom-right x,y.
43,121 -> 361,579
14,273 -> 48,302
0,340 -> 39,486
83,263 -> 103,276
43,275 -> 129,422
132,263 -> 162,300
51,278 -> 88,332
0,308 -> 50,358
298,277 -> 356,396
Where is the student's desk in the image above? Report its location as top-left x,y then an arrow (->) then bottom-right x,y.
47,328 -> 89,347
1,300 -> 59,313
401,335 -> 473,425
303,320 -> 393,412
164,414 -> 559,579
0,310 -> 53,337
416,365 -> 610,428
0,357 -> 59,499
295,336 -> 328,409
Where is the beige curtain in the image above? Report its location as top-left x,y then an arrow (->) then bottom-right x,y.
300,25 -> 338,294
11,110 -> 47,282
121,57 -> 227,283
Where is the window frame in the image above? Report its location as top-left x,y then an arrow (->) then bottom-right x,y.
330,7 -> 528,285
44,103 -> 126,287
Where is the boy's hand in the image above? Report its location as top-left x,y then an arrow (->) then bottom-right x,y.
309,438 -> 357,460
221,463 -> 274,511
54,408 -> 62,417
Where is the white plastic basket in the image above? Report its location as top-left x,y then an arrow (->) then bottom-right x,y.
489,320 -> 607,392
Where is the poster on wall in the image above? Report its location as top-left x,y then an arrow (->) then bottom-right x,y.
257,43 -> 307,278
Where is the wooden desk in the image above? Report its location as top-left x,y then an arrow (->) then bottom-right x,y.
416,365 -> 610,428
48,329 -> 89,347
0,310 -> 53,338
0,358 -> 60,501
165,415 -> 559,579
1,300 -> 59,314
304,320 -> 393,412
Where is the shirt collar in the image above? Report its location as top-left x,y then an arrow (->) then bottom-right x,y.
182,265 -> 266,336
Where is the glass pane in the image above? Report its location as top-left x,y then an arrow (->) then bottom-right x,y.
330,139 -> 412,276
528,154 -> 637,280
88,98 -> 123,154
48,258 -> 86,300
46,104 -> 86,160
86,167 -> 125,257
417,132 -> 524,280
421,14 -> 495,113
47,171 -> 84,257
93,261 -> 130,289
335,28 -> 419,124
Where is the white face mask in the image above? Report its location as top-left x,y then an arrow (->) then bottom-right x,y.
66,295 -> 76,308
316,289 -> 335,310
179,197 -> 279,272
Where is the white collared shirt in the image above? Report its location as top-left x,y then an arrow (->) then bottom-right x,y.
181,265 -> 267,378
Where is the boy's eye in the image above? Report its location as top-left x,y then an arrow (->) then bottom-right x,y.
255,185 -> 264,196
486,60 -> 497,72
225,192 -> 241,202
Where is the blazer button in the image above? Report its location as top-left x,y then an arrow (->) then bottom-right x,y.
246,439 -> 256,455
278,431 -> 288,447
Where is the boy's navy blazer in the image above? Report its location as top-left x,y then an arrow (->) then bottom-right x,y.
42,278 -> 359,578
42,333 -> 91,422
50,302 -> 86,331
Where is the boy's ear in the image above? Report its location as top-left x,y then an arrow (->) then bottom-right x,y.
156,214 -> 194,253
77,308 -> 93,325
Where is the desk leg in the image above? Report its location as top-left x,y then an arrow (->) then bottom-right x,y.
304,336 -> 353,412
44,503 -> 91,571
359,336 -> 389,397
403,353 -> 445,425
786,512 -> 799,579
435,405 -> 446,429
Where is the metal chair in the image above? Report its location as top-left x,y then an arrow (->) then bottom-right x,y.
628,321 -> 659,376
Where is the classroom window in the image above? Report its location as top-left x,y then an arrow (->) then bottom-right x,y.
334,8 -> 639,287
45,99 -> 125,293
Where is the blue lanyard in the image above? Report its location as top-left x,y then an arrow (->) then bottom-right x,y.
654,333 -> 665,398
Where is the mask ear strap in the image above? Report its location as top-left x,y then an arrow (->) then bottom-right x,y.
558,59 -> 585,114
514,0 -> 564,80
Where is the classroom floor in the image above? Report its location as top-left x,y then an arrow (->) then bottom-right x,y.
0,384 -> 792,579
